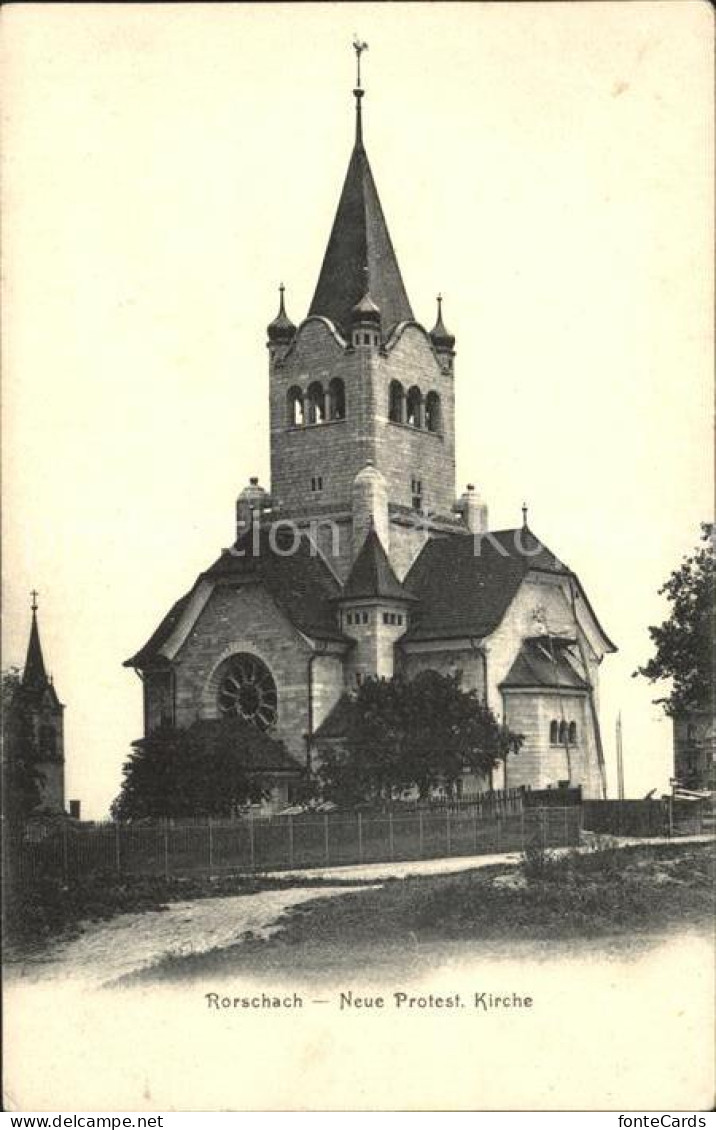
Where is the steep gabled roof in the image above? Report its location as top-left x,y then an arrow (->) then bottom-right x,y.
500,638 -> 590,691
402,529 -> 542,641
403,528 -> 616,649
308,100 -> 413,336
342,527 -> 411,602
125,592 -> 193,669
125,528 -> 347,669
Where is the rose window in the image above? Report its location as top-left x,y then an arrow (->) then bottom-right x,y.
217,654 -> 278,731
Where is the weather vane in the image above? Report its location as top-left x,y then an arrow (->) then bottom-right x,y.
31,589 -> 39,613
353,36 -> 368,89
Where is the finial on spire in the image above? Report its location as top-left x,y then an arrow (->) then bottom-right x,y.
522,502 -> 528,528
430,293 -> 455,352
352,37 -> 368,146
267,282 -> 296,344
353,36 -> 368,88
31,589 -> 39,614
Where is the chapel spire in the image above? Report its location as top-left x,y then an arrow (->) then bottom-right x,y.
23,591 -> 50,692
308,41 -> 413,336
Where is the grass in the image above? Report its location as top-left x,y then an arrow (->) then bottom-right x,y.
128,840 -> 715,982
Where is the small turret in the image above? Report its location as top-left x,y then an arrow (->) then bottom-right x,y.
351,290 -> 381,348
266,284 -> 296,361
236,477 -> 272,539
454,484 -> 488,535
430,294 -> 456,370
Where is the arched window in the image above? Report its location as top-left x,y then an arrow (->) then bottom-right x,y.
389,380 -> 405,423
558,720 -> 568,745
287,386 -> 304,427
549,720 -> 559,745
568,721 -> 578,745
425,391 -> 441,433
217,653 -> 278,732
306,381 -> 325,425
406,386 -> 423,428
328,378 -> 346,421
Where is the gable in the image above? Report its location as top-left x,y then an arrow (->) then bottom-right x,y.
125,528 -> 348,670
384,322 -> 441,373
286,316 -> 346,365
403,527 -> 615,652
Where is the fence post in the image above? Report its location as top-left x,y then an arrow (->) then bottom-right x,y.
288,815 -> 294,869
667,796 -> 673,838
540,808 -> 547,851
163,824 -> 170,880
563,805 -> 569,848
324,814 -> 330,866
115,822 -> 121,874
418,810 -> 424,858
495,813 -> 501,854
357,812 -> 363,864
446,808 -> 451,855
208,817 -> 214,876
473,806 -> 478,853
520,809 -> 525,852
249,813 -> 255,871
388,810 -> 394,860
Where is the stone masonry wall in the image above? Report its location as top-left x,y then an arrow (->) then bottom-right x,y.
269,319 -> 457,577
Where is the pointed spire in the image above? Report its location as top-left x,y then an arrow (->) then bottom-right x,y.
267,282 -> 296,344
309,44 -> 413,336
343,526 -> 408,602
430,293 -> 456,351
23,591 -> 49,691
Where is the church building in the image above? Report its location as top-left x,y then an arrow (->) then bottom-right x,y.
126,54 -> 615,807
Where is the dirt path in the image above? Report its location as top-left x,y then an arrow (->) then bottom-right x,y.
8,886 -> 362,988
8,835 -> 712,988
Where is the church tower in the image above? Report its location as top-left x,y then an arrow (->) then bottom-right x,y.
266,46 -> 468,581
5,594 -> 66,813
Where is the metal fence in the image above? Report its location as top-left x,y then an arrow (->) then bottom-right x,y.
5,805 -> 582,884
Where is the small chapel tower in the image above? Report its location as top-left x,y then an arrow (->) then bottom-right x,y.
4,594 -> 66,813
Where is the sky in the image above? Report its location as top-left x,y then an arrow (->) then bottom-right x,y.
2,2 -> 713,818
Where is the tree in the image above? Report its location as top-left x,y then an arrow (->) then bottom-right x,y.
318,671 -> 523,807
110,716 -> 291,820
1,668 -> 46,821
634,524 -> 714,716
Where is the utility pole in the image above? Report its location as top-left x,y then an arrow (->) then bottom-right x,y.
616,712 -> 625,800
